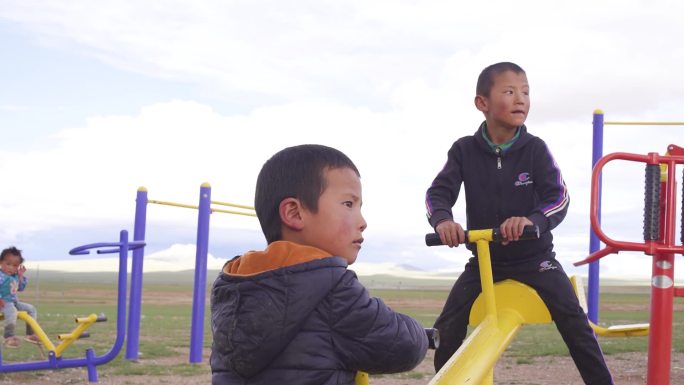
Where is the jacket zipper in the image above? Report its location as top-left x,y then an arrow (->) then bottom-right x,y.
495,147 -> 502,169
494,146 -> 503,226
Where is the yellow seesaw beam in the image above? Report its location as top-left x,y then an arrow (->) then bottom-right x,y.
17,311 -> 57,352
570,276 -> 649,337
427,280 -> 552,385
354,371 -> 369,385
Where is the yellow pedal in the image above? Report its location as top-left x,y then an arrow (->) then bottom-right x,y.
75,314 -> 98,324
58,332 -> 91,340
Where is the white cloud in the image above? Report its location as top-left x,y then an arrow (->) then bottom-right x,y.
1,94 -> 681,278
0,97 -> 446,240
0,104 -> 28,111
2,1 -> 684,281
3,1 -> 684,112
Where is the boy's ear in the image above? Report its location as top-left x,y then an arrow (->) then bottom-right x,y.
474,95 -> 488,112
279,197 -> 305,231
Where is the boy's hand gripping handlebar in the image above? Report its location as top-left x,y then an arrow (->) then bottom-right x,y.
425,225 -> 540,324
425,225 -> 540,246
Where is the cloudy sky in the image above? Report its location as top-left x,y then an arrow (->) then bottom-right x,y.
1,1 -> 683,280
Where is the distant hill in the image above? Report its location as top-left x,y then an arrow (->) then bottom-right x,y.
31,269 -> 456,289
28,269 -> 649,292
31,269 -> 217,286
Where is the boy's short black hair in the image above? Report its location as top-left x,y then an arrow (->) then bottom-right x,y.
476,62 -> 526,97
1,246 -> 24,263
255,144 -> 360,244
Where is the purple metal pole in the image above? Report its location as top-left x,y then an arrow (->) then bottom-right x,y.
86,349 -> 97,382
190,183 -> 211,363
588,110 -> 604,323
126,187 -> 148,360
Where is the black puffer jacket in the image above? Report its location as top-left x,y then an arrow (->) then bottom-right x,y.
210,241 -> 428,385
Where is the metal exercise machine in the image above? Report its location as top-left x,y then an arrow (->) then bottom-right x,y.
0,230 -> 145,383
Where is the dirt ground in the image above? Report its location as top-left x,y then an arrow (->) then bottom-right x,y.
1,349 -> 682,384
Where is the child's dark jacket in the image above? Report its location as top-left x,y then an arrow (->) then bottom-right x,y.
425,124 -> 569,264
210,241 -> 428,385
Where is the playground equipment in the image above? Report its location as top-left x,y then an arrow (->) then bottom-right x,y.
586,110 -> 684,322
0,230 -> 145,383
575,144 -> 684,385
422,226 -> 546,385
129,184 -> 256,364
569,275 -> 648,338
3,310 -> 107,358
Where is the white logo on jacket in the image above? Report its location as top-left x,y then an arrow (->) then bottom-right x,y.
538,261 -> 558,272
514,172 -> 534,187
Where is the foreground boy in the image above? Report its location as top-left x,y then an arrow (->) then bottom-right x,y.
425,62 -> 613,384
210,144 -> 428,385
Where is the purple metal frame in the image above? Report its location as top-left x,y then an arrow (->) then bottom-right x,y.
127,184 -> 212,364
189,184 -> 211,363
587,110 -> 604,322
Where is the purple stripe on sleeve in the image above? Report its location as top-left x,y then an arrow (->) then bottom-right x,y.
540,145 -> 569,216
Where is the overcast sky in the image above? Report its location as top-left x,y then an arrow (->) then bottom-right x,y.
1,1 -> 683,280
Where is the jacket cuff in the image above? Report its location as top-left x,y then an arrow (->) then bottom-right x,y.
428,211 -> 452,231
528,212 -> 549,234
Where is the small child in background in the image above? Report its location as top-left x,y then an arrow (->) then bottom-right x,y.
0,246 -> 40,348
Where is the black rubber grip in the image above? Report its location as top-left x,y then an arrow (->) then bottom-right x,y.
79,332 -> 91,339
425,225 -> 540,246
96,313 -> 108,322
491,225 -> 540,242
425,328 -> 439,350
643,164 -> 661,241
425,233 -> 444,246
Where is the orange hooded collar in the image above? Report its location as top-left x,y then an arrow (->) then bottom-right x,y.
223,241 -> 333,276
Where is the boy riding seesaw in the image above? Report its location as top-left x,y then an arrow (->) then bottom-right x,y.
424,62 -> 613,384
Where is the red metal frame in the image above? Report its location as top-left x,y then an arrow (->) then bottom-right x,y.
575,145 -> 684,385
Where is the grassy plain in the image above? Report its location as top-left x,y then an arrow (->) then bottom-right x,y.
0,270 -> 682,383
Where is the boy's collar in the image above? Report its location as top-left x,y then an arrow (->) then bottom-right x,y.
480,122 -> 521,151
223,241 -> 332,276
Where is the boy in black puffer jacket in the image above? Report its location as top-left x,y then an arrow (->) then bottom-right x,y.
210,144 -> 428,385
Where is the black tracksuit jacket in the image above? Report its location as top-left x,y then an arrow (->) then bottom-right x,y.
425,123 -> 569,264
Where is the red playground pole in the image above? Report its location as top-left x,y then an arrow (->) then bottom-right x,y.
646,157 -> 676,384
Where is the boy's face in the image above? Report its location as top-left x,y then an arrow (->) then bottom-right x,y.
476,70 -> 530,131
0,254 -> 22,275
298,167 -> 366,265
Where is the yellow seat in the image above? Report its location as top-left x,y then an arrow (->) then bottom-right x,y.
470,279 -> 552,325
427,280 -> 552,385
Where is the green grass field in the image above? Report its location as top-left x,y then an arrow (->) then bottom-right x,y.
1,270 -> 682,381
